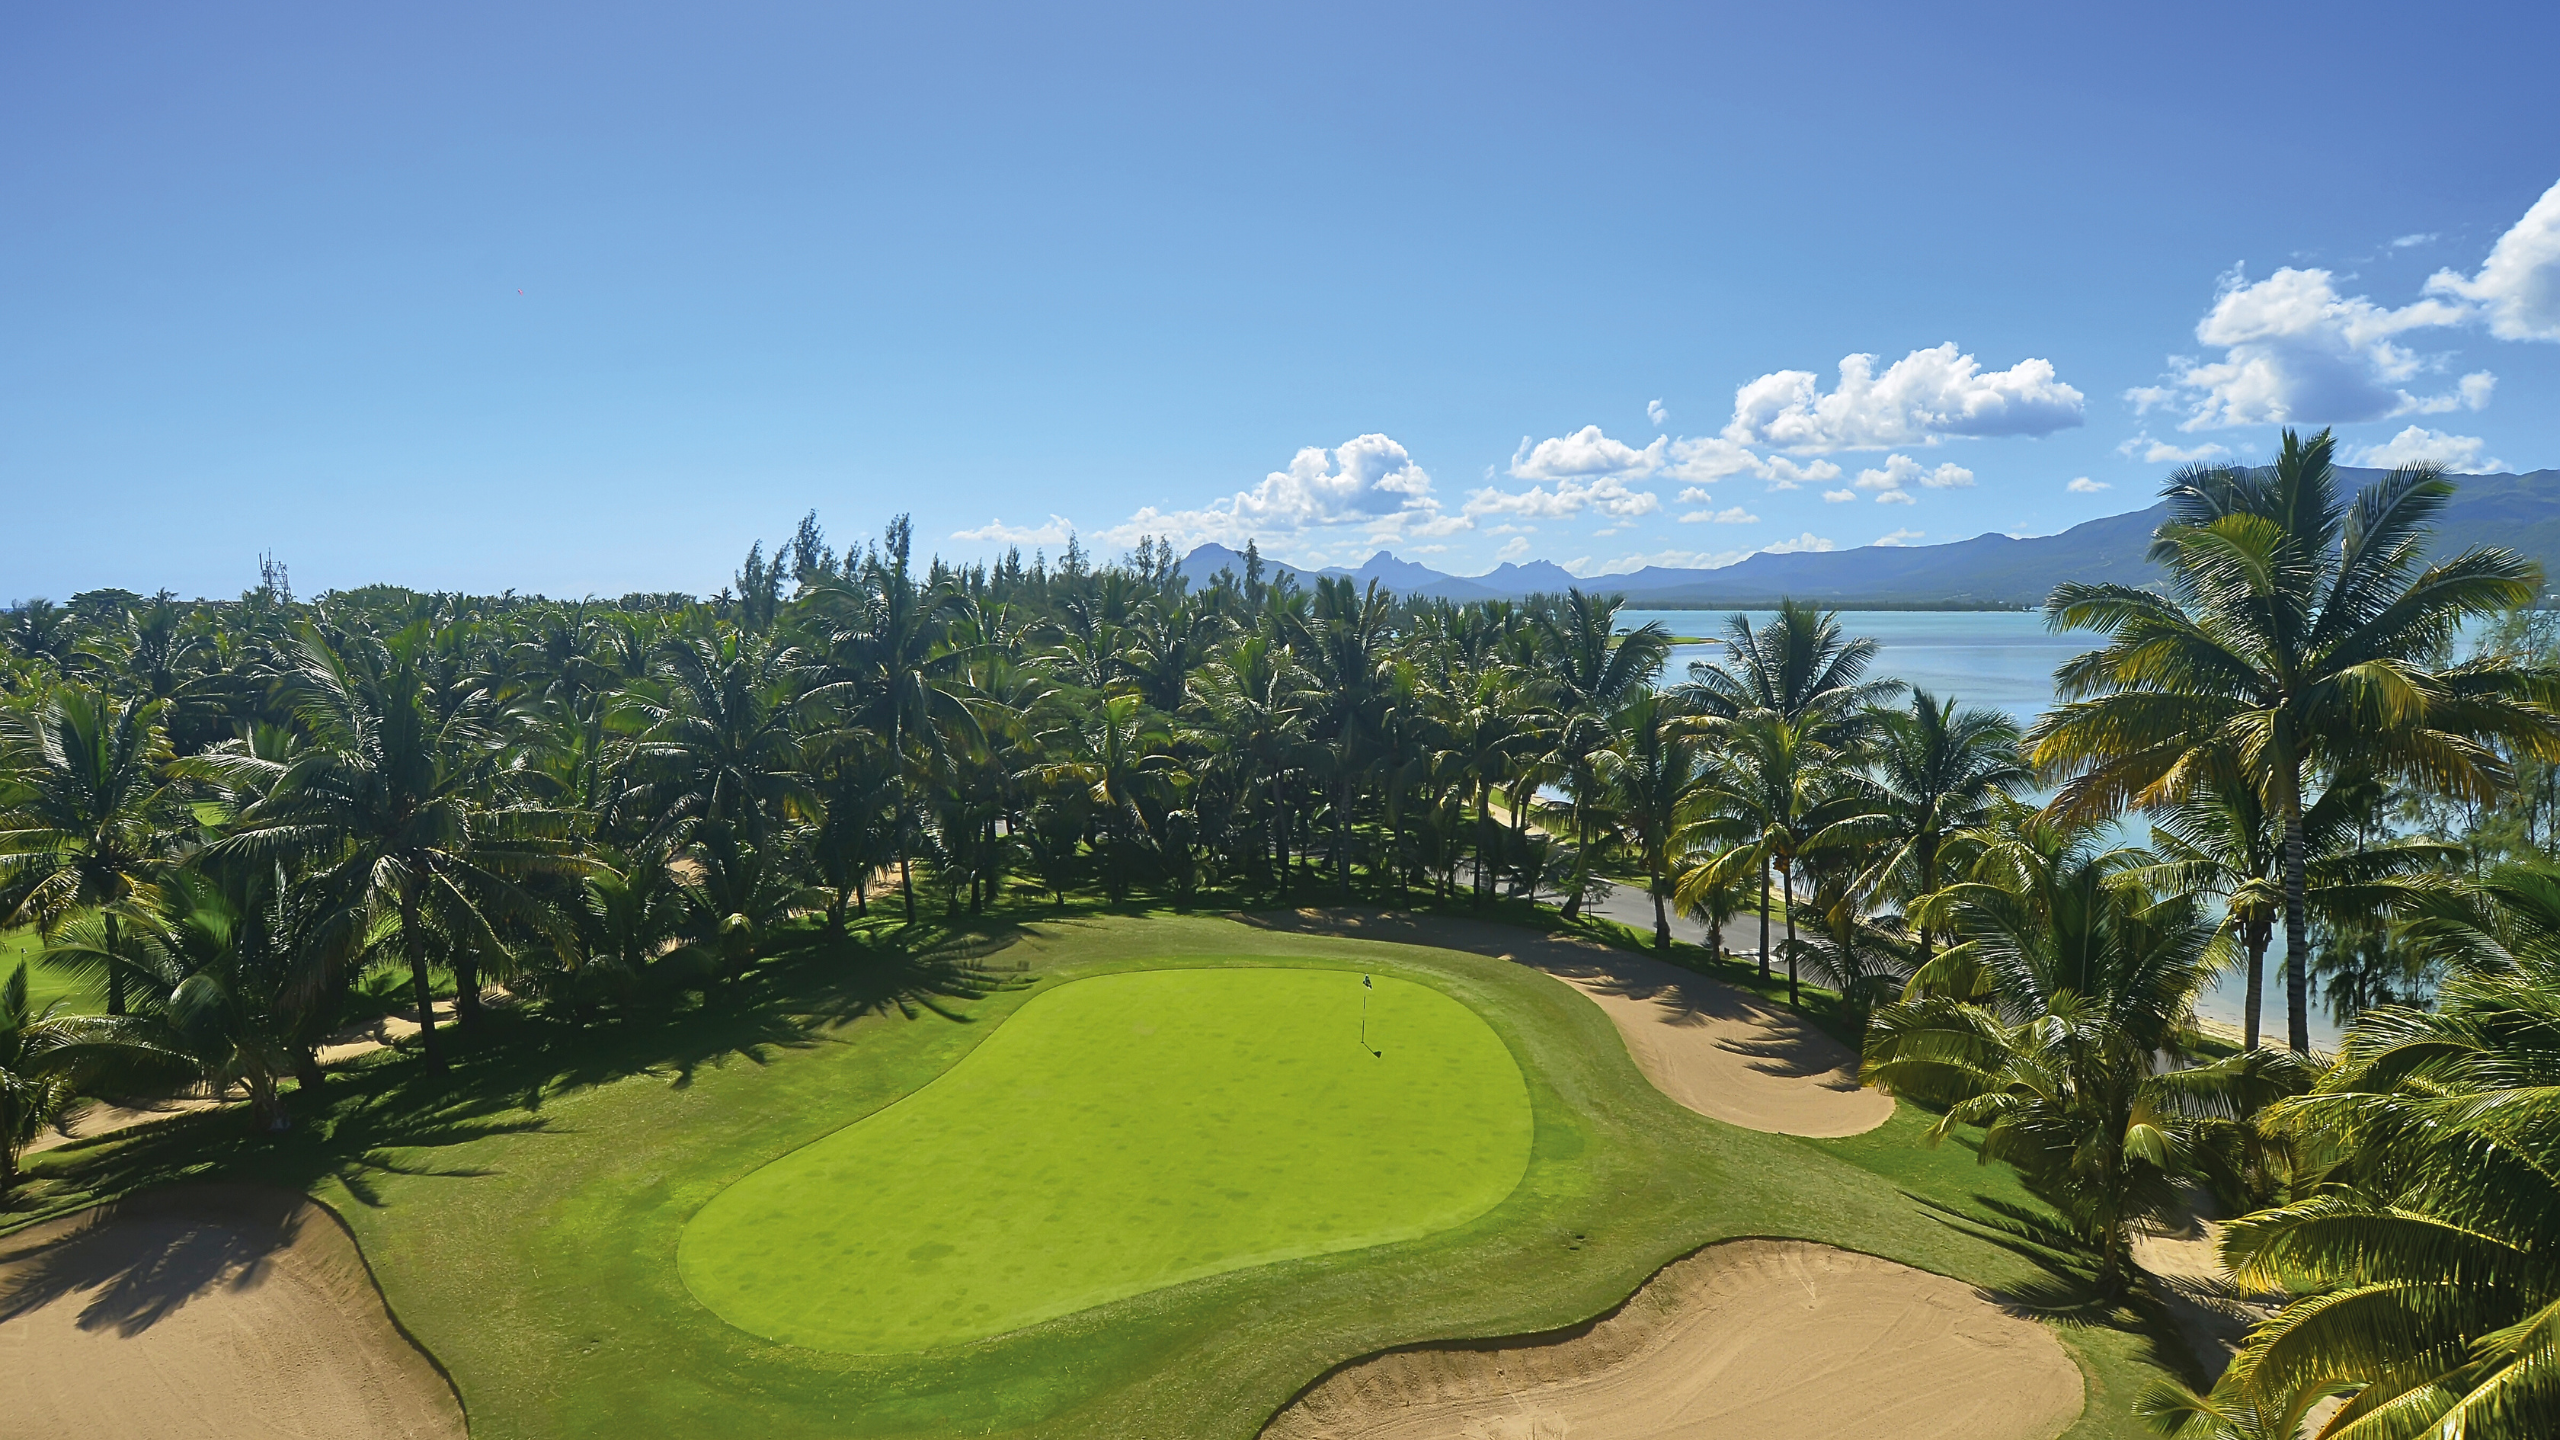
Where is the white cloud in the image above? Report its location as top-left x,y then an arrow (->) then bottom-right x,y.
1875,528 -> 1925,547
1540,426 -> 1863,492
2145,266 -> 2485,430
1647,398 -> 1668,426
1678,506 -> 1759,525
2067,477 -> 2111,494
1757,456 -> 1843,490
1465,472 -> 1661,521
2392,233 -> 2438,249
1509,426 -> 1668,480
2115,432 -> 2231,464
1103,433 -> 1459,549
1823,488 -> 1857,503
1721,343 -> 2085,452
2426,178 -> 2560,342
2345,426 -> 2507,474
951,514 -> 1077,546
1853,453 -> 1972,502
1494,535 -> 1531,560
1573,532 -> 1836,576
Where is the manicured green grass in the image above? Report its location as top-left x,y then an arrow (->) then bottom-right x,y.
680,968 -> 1532,1352
3,929 -> 99,1015
12,910 -> 2186,1439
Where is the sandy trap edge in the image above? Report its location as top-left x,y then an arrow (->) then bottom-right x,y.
1260,1236 -> 2085,1440
0,1182 -> 468,1440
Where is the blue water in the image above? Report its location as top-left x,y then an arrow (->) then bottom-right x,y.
1624,608 -> 2343,1047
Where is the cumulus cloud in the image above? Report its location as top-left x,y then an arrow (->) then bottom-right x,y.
1101,433 -> 1459,549
1763,532 -> 1836,555
2345,426 -> 2507,473
1853,453 -> 1973,503
2425,178 -> 2560,342
1875,528 -> 1925,547
2115,432 -> 2231,464
2140,266 -> 2487,430
1466,472 -> 1661,521
1757,456 -> 1844,490
951,514 -> 1078,546
1721,343 -> 2085,452
1509,426 -> 1668,481
1647,398 -> 1669,426
1823,489 -> 1856,503
2067,477 -> 2111,494
1678,506 -> 1760,525
1495,535 -> 1531,560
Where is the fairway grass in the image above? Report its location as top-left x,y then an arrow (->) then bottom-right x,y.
12,911 -> 2187,1439
681,969 -> 1532,1351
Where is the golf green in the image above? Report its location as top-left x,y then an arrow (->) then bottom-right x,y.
677,965 -> 1534,1353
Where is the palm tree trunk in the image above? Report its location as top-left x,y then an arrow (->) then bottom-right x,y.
1652,878 -> 1671,950
1783,862 -> 1799,1008
103,908 -> 127,1016
2243,922 -> 2269,1051
453,948 -> 483,1033
1758,856 -> 1772,981
1335,777 -> 1352,900
2281,786 -> 2312,1054
402,889 -> 443,1073
1559,800 -> 1589,922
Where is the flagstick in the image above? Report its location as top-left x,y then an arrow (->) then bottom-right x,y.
1360,975 -> 1379,1057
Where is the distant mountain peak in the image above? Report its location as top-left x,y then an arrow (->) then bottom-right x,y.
1173,467 -> 2559,607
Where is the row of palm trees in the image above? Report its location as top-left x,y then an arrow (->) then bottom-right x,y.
1,430 -> 2555,1433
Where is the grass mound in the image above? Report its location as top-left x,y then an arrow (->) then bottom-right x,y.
678,968 -> 1532,1352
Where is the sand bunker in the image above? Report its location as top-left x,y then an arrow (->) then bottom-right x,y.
1265,1239 -> 2082,1440
0,1184 -> 464,1440
1245,911 -> 1893,1138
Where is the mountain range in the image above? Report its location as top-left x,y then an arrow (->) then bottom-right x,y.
1178,467 -> 2560,608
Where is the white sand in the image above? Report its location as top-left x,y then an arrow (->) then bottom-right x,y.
1266,1239 -> 2082,1440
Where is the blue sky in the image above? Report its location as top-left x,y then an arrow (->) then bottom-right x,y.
7,2 -> 2560,599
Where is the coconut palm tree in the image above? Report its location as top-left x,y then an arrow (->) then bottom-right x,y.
2029,429 -> 2560,1052
1676,712 -> 1865,1004
0,686 -> 185,1015
1539,590 -> 1671,921
100,864 -> 361,1129
1675,598 -> 1898,730
1844,690 -> 2029,969
2141,766 -> 2462,1050
800,549 -> 984,922
2201,862 -> 2560,1437
212,626 -> 576,1069
1676,600 -> 1898,955
1301,578 -> 1397,899
1867,811 -> 2217,1298
1190,634 -> 1315,896
623,627 -> 812,850
1601,692 -> 1713,948
0,961 -> 182,1189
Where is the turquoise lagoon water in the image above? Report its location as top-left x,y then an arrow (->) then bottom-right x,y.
1623,608 -> 2342,1047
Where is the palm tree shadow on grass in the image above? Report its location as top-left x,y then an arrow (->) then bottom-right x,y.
8,928 -> 1016,1232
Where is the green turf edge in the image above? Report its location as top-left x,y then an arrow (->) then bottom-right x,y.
10,911 -> 2189,1439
